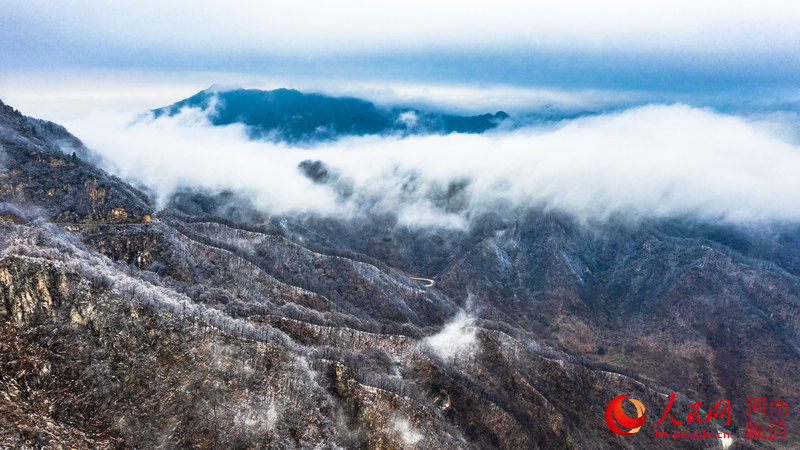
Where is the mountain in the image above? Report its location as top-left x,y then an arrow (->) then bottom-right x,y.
0,98 -> 798,448
0,101 -> 152,224
152,88 -> 510,142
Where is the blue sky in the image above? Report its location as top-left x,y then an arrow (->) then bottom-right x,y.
2,0 -> 800,96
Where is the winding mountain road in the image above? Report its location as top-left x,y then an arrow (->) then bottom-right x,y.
409,276 -> 435,287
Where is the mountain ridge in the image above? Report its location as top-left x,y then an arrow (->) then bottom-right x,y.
152,87 -> 510,143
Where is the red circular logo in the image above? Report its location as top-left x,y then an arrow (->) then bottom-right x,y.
606,394 -> 647,436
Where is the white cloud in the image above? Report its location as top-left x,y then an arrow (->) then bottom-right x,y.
393,418 -> 423,446
61,102 -> 800,227
423,311 -> 478,361
397,111 -> 419,128
334,83 -> 646,114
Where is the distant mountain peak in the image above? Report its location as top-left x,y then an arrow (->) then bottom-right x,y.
152,87 -> 510,143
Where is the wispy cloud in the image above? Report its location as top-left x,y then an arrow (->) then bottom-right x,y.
392,418 -> 424,446
423,311 -> 478,360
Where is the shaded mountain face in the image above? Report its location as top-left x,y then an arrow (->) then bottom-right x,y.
0,101 -> 152,224
0,98 -> 799,448
152,88 -> 510,142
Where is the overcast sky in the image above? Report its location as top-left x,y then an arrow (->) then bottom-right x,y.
2,0 -> 800,95
3,2 -> 800,226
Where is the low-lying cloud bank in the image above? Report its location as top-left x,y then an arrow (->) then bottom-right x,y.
64,103 -> 800,227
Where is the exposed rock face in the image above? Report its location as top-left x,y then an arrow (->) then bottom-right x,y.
0,100 -> 797,448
